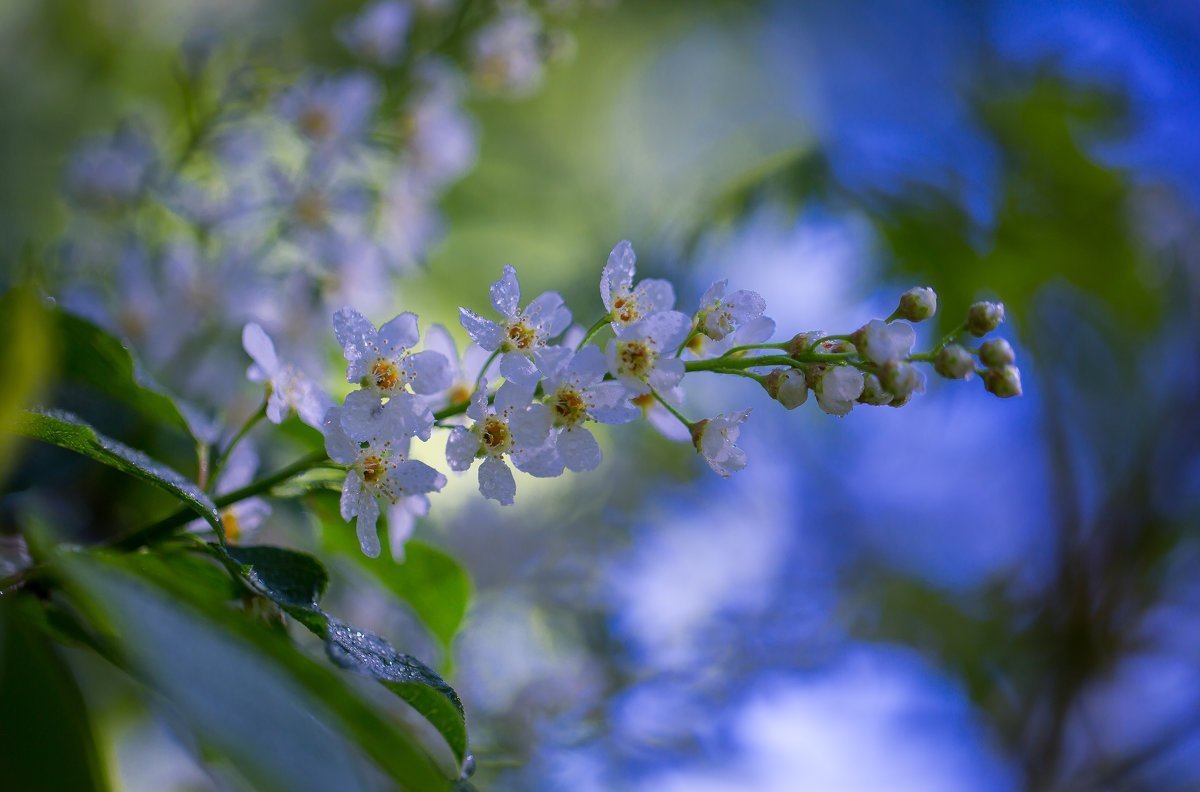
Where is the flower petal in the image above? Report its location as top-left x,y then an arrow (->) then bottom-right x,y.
390,458 -> 447,495
459,308 -> 505,350
558,425 -> 601,472
499,351 -> 540,387
407,350 -> 453,394
490,264 -> 521,318
600,240 -> 636,312
378,312 -> 420,353
478,455 -> 516,505
323,406 -> 360,464
632,278 -> 675,314
333,307 -> 376,361
446,426 -> 480,471
355,496 -> 382,558
241,323 -> 279,376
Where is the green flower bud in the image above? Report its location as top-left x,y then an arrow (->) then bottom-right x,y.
983,365 -> 1022,398
896,286 -> 937,322
934,344 -> 974,379
967,301 -> 1005,336
978,338 -> 1015,368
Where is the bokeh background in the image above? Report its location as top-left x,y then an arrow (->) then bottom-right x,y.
3,0 -> 1200,790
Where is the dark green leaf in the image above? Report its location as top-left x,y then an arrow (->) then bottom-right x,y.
54,307 -> 198,437
57,551 -> 452,791
314,492 -> 472,652
0,598 -> 110,792
325,616 -> 468,767
7,409 -> 223,538
225,545 -> 329,610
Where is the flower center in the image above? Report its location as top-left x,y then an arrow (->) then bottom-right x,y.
632,393 -> 655,411
221,510 -> 241,543
551,388 -> 588,425
299,106 -> 333,139
612,296 -> 639,324
617,340 -> 655,378
480,417 -> 510,452
371,358 -> 402,391
294,189 -> 328,227
505,322 -> 537,351
360,455 -> 386,483
448,382 -> 473,404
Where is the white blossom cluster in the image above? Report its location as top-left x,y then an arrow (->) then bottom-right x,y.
238,241 -> 1021,560
52,0 -> 586,419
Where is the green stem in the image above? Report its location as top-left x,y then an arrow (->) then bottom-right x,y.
650,388 -> 692,429
674,326 -> 701,357
685,353 -> 851,374
712,367 -> 767,383
474,349 -> 500,389
207,400 -> 267,492
110,449 -> 329,550
932,321 -> 968,355
723,342 -> 788,356
576,316 -> 612,350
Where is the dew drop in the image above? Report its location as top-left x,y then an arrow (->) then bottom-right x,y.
460,753 -> 476,780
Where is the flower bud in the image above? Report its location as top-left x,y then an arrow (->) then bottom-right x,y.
858,373 -> 893,406
983,365 -> 1022,398
815,366 -> 864,416
879,360 -> 925,399
896,287 -> 937,322
978,338 -> 1015,368
764,368 -> 808,410
786,330 -> 825,358
934,344 -> 974,379
967,301 -> 1005,336
851,319 -> 915,366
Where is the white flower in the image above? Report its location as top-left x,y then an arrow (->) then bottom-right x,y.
324,405 -> 447,558
692,410 -> 751,477
815,366 -> 865,416
421,322 -> 500,411
242,323 -> 332,429
444,380 -> 562,505
458,264 -> 572,387
278,72 -> 379,150
470,7 -> 545,97
605,311 -> 692,395
535,345 -> 639,472
696,280 -> 768,341
338,0 -> 412,66
852,319 -> 916,366
687,314 -> 776,359
600,240 -> 675,330
333,307 -> 452,434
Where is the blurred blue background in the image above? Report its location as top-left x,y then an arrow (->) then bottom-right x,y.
2,0 -> 1200,789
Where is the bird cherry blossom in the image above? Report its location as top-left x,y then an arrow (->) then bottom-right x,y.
421,323 -> 499,412
242,322 -> 332,428
535,345 -> 639,472
606,310 -> 692,395
458,264 -> 572,387
444,380 -> 561,505
324,403 -> 446,557
691,410 -> 751,478
695,280 -> 768,341
600,240 -> 675,330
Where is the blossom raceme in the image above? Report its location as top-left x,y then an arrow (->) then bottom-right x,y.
459,264 -> 572,387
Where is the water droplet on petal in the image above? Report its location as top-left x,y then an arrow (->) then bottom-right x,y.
460,753 -> 476,779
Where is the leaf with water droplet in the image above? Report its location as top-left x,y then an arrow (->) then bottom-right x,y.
8,409 -> 223,538
325,616 -> 468,767
56,551 -> 451,790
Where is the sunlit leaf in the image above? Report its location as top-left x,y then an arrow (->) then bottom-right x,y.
7,408 -> 223,538
0,287 -> 54,480
57,551 -> 452,790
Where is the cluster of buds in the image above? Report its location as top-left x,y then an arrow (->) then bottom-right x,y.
932,301 -> 1022,397
239,244 -> 1021,560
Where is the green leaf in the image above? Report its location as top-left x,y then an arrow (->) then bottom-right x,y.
57,551 -> 452,791
325,616 -> 468,768
54,306 -> 198,437
314,492 -> 472,652
7,408 -> 223,539
211,541 -> 470,769
0,598 -> 111,792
